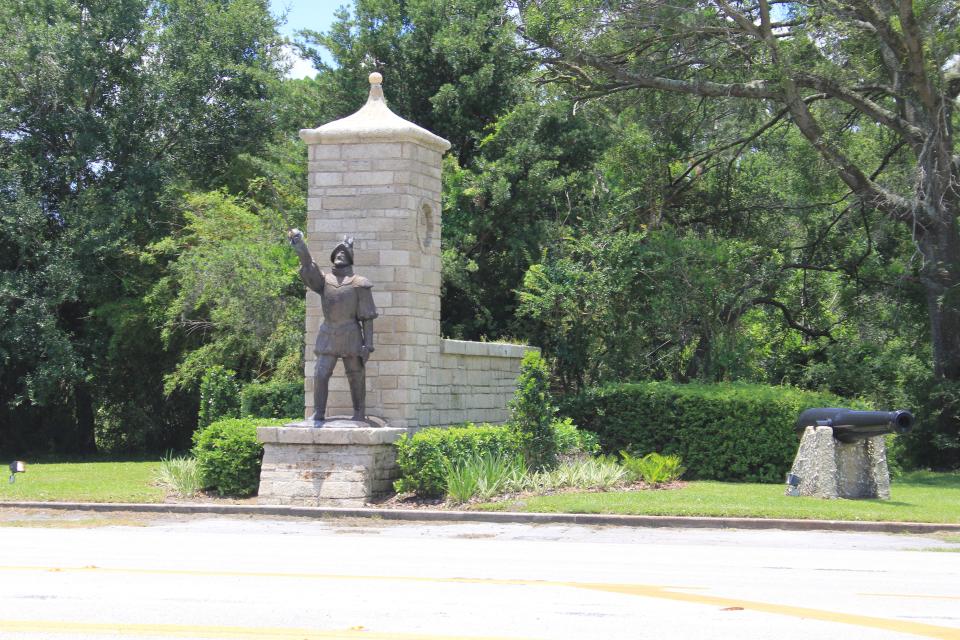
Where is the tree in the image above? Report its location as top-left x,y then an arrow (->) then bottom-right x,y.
519,0 -> 960,465
297,0 -> 532,165
0,0 -> 285,453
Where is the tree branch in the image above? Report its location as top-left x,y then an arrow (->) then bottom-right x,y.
564,52 -> 780,100
752,297 -> 836,340
795,72 -> 925,145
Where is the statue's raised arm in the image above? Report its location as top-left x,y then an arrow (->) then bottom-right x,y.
288,228 -> 312,266
288,228 -> 325,293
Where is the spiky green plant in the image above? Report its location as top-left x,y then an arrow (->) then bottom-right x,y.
530,456 -> 627,491
444,452 -> 527,503
620,451 -> 685,485
155,452 -> 202,497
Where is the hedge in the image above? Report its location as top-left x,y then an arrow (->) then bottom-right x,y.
192,417 -> 289,496
562,382 -> 863,483
240,380 -> 303,419
394,423 -> 522,498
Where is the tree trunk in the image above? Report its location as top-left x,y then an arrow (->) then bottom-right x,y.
919,211 -> 960,381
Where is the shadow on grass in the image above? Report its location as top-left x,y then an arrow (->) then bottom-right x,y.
0,452 -> 176,464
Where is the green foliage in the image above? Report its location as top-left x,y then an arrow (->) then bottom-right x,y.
444,451 -> 527,503
393,424 -> 522,497
191,417 -> 287,497
901,380 -> 960,470
240,380 -> 303,420
553,417 -> 600,456
155,453 -> 202,498
509,351 -> 559,471
197,366 -> 240,430
149,190 -> 304,394
298,0 -> 531,165
564,382 -> 861,483
619,451 -> 685,485
0,0 -> 285,454
440,97 -> 608,339
518,229 -> 793,391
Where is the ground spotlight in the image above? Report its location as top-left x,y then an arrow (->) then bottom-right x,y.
8,460 -> 26,484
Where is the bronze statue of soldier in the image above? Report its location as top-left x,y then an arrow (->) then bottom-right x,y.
288,229 -> 378,423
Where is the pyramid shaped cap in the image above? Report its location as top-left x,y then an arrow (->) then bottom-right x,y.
299,73 -> 451,152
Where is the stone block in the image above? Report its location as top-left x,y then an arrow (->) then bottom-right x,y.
380,250 -> 411,266
343,143 -> 403,159
310,145 -> 342,160
313,172 -> 342,187
343,171 -> 395,186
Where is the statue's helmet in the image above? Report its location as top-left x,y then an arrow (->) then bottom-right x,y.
330,236 -> 355,264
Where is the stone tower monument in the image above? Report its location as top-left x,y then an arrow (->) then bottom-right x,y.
298,72 -> 448,428
256,73 -> 532,505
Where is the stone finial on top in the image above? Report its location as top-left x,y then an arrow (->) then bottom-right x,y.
299,71 -> 451,151
367,72 -> 384,102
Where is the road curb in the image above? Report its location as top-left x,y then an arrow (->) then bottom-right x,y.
2,501 -> 958,534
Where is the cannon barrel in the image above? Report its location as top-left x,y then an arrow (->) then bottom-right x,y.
795,408 -> 914,443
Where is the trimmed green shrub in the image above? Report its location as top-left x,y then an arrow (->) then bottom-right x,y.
198,366 -> 240,429
554,417 -> 600,456
394,423 -> 522,497
563,382 -> 863,483
240,380 -> 303,419
192,417 -> 288,496
510,350 -> 559,471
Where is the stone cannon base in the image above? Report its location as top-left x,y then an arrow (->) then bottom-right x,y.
256,423 -> 409,507
786,426 -> 891,499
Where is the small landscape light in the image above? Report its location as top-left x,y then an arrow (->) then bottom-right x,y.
9,460 -> 26,484
785,472 -> 801,497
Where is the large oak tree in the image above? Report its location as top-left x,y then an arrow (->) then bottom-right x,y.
519,0 -> 960,383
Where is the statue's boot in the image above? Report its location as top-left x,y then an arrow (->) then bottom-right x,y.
346,367 -> 366,422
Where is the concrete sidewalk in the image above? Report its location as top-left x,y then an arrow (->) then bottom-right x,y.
2,500 -> 959,534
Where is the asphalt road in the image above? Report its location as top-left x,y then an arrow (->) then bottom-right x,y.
0,511 -> 958,640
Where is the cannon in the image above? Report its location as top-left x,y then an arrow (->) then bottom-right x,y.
795,408 -> 914,443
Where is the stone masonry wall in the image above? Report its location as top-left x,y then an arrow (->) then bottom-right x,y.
419,340 -> 533,427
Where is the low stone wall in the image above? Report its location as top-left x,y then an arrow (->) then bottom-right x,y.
418,339 -> 533,427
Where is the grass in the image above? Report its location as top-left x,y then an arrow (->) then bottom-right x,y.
475,471 -> 960,524
0,460 -> 165,503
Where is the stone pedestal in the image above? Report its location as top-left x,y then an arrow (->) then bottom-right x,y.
256,425 -> 409,506
786,426 -> 891,499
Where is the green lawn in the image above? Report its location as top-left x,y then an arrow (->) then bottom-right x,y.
2,461 -> 958,525
0,460 -> 165,503
476,471 -> 960,524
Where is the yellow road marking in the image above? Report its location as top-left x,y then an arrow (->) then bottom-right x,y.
573,583 -> 960,640
0,621 -> 527,640
2,565 -> 959,639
